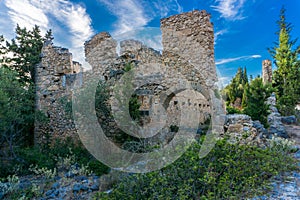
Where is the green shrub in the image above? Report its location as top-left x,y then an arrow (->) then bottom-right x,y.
0,137 -> 110,179
226,106 -> 242,114
129,94 -> 141,121
49,138 -> 110,176
94,138 -> 298,199
88,160 -> 110,176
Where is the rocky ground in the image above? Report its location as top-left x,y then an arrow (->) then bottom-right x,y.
1,165 -> 102,200
1,113 -> 299,199
253,124 -> 300,200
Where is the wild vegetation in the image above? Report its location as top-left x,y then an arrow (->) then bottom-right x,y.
222,69 -> 273,127
0,26 -> 109,179
222,7 -> 299,126
269,7 -> 300,116
0,7 -> 299,200
95,137 -> 298,199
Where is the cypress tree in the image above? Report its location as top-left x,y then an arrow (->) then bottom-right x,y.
269,7 -> 300,115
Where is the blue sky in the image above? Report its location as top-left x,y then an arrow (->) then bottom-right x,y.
0,0 -> 299,85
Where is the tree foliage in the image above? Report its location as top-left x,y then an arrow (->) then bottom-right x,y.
243,77 -> 273,127
222,67 -> 273,127
222,67 -> 248,109
0,25 -> 51,155
0,68 -> 35,158
129,94 -> 141,121
269,7 -> 300,115
1,25 -> 52,84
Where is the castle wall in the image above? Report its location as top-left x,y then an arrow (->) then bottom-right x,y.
35,10 -> 217,146
160,10 -> 217,86
35,43 -> 82,145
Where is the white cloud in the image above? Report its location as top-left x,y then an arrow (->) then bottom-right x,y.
174,0 -> 183,13
153,0 -> 183,17
216,54 -> 261,65
99,0 -> 150,35
98,0 -> 182,51
99,0 -> 183,35
5,0 -> 49,34
1,0 -> 94,65
218,76 -> 231,87
214,29 -> 227,44
212,0 -> 246,20
251,55 -> 261,58
114,27 -> 162,51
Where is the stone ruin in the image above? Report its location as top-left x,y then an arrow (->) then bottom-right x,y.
34,10 -> 220,146
34,43 -> 83,144
262,59 -> 272,85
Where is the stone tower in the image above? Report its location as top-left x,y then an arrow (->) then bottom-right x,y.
160,10 -> 216,86
35,43 -> 82,145
262,59 -> 272,84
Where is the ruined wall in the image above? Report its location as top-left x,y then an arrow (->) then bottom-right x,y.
35,43 -> 82,145
262,59 -> 272,85
35,10 -> 217,146
161,10 -> 216,86
82,10 -> 215,144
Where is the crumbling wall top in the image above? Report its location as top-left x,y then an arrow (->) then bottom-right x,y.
160,10 -> 213,32
84,32 -> 112,56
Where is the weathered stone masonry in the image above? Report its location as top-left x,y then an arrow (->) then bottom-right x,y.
35,10 -> 218,145
35,42 -> 82,144
262,59 -> 272,85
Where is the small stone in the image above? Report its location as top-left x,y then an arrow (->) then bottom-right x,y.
58,188 -> 67,198
82,179 -> 88,184
243,127 -> 250,132
81,184 -> 89,191
51,182 -> 60,189
45,189 -> 54,196
281,115 -> 296,125
75,175 -> 88,182
73,183 -> 81,192
18,179 -> 32,190
90,184 -> 99,191
92,175 -> 99,180
54,190 -> 59,196
227,124 -> 243,133
48,85 -> 59,91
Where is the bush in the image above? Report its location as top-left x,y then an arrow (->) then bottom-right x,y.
94,137 -> 298,199
88,160 -> 110,176
0,147 -> 57,177
0,137 -> 110,179
226,106 -> 242,114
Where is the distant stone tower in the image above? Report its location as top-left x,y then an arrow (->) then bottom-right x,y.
262,59 -> 272,84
